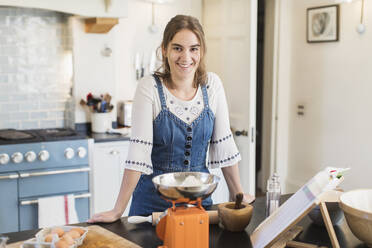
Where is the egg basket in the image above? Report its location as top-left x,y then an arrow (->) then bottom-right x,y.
21,226 -> 88,248
0,237 -> 9,248
20,238 -> 52,248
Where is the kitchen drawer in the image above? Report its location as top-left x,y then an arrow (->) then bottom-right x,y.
19,167 -> 89,198
0,173 -> 19,233
19,192 -> 90,231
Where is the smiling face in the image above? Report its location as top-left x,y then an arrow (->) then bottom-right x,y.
163,29 -> 201,83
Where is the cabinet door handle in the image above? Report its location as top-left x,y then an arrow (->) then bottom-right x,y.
20,167 -> 90,178
20,193 -> 91,206
110,150 -> 120,155
0,173 -> 19,180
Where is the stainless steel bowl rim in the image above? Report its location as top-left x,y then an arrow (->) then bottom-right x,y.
152,172 -> 220,187
152,172 -> 220,200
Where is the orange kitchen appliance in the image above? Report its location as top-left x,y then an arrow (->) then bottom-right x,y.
152,172 -> 220,248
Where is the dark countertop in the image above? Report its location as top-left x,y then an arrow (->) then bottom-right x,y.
75,123 -> 130,143
75,130 -> 130,143
3,195 -> 367,247
88,132 -> 130,143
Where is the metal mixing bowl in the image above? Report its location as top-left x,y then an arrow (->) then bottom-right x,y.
152,172 -> 220,200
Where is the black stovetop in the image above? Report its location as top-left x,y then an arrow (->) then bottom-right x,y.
0,128 -> 87,145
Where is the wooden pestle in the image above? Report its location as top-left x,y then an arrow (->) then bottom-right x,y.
151,210 -> 219,226
235,192 -> 244,209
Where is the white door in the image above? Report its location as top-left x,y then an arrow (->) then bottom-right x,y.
203,0 -> 257,196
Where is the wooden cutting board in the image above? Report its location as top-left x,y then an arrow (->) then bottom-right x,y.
6,225 -> 141,248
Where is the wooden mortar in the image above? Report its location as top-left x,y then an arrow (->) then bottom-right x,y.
218,193 -> 254,232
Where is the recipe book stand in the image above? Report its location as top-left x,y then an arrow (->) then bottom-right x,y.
269,190 -> 342,248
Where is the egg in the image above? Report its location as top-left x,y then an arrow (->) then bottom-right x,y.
51,227 -> 65,237
61,233 -> 74,245
55,240 -> 69,248
70,227 -> 85,236
66,230 -> 80,239
44,233 -> 54,242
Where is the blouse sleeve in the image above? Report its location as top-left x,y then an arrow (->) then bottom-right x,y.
207,73 -> 241,169
124,77 -> 154,175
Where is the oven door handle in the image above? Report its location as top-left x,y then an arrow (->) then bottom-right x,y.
20,193 -> 91,206
19,167 -> 90,178
0,173 -> 19,180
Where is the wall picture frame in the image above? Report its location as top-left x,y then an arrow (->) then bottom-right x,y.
307,5 -> 339,43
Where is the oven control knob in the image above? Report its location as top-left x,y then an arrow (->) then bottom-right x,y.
38,150 -> 50,162
0,153 -> 10,165
11,152 -> 24,163
64,148 -> 75,159
77,147 -> 87,158
25,151 -> 37,162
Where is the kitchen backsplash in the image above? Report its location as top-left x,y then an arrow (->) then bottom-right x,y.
0,7 -> 74,129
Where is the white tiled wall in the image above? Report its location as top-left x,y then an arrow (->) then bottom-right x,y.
0,7 -> 74,129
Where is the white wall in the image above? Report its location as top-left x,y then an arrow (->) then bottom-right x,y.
71,16 -> 117,124
274,0 -> 372,192
114,0 -> 202,103
72,0 -> 201,124
262,0 -> 293,193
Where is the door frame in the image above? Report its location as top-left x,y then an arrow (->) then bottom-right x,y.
201,0 -> 258,196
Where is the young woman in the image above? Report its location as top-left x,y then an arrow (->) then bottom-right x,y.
88,15 -> 254,223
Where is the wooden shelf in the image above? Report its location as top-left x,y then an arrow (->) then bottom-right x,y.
85,18 -> 119,33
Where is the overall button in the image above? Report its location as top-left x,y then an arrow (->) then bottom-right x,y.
185,144 -> 191,149
186,136 -> 192,141
187,127 -> 192,132
183,160 -> 189,165
185,151 -> 190,156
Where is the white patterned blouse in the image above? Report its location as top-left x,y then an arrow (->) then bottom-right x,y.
124,72 -> 241,175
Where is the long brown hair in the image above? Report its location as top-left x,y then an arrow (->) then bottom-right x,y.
154,15 -> 207,88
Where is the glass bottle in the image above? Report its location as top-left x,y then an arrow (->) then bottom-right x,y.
265,173 -> 281,217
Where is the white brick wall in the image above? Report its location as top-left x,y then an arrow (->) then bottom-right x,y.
0,7 -> 74,129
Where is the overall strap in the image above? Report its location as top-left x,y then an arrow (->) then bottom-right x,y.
201,85 -> 209,109
152,74 -> 167,110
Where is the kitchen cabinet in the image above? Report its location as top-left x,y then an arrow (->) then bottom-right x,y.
0,173 -> 19,233
91,141 -> 131,217
0,0 -> 128,18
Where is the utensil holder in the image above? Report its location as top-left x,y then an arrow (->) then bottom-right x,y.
91,112 -> 111,133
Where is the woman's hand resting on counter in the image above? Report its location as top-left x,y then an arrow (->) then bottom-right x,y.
87,169 -> 141,223
87,209 -> 122,223
221,164 -> 256,204
243,193 -> 255,204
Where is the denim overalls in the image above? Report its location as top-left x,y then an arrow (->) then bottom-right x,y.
129,75 -> 215,216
